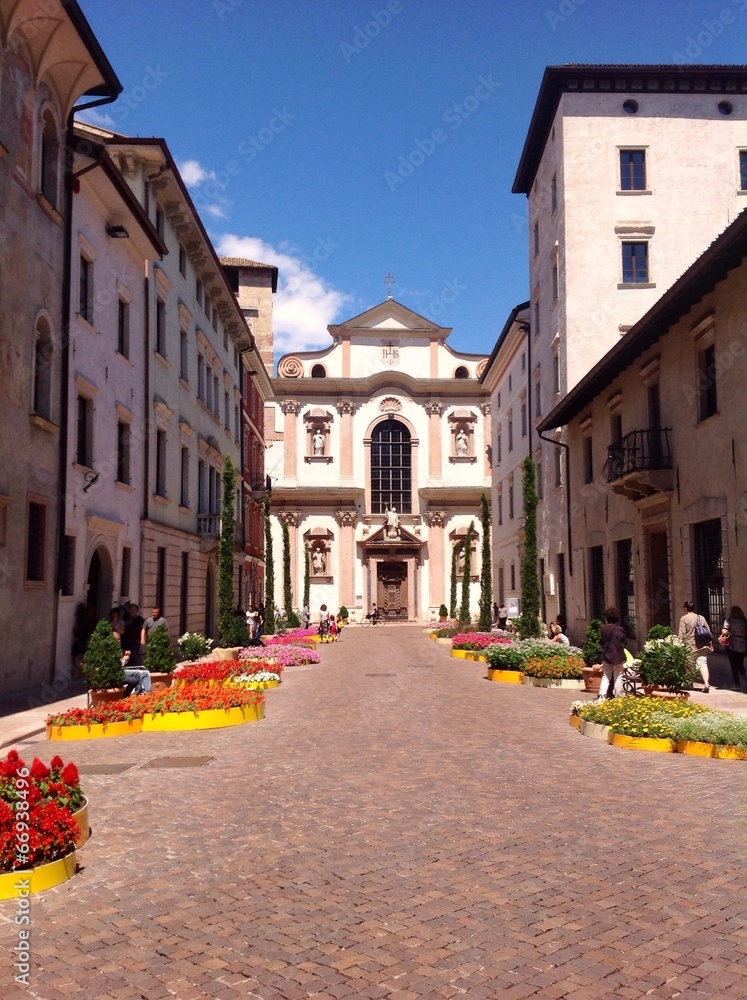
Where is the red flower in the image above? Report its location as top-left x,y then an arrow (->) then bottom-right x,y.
61,762 -> 79,785
30,758 -> 50,781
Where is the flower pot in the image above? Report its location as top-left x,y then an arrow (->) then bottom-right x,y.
714,745 -> 747,760
72,797 -> 90,848
608,733 -> 674,753
569,715 -> 581,729
0,851 -> 77,900
642,686 -> 689,700
522,677 -> 584,689
148,671 -> 174,691
47,719 -> 143,741
578,719 -> 609,742
142,702 -> 265,732
486,668 -> 523,684
581,666 -> 603,693
675,740 -> 717,758
450,649 -> 470,659
89,687 -> 126,707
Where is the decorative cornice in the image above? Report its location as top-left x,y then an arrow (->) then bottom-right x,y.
378,396 -> 402,413
279,399 -> 301,415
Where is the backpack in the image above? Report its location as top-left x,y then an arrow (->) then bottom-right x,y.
694,616 -> 713,647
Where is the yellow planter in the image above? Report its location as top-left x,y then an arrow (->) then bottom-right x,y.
142,702 -> 264,732
675,740 -> 717,758
72,799 -> 90,848
486,668 -> 524,684
0,851 -> 77,900
609,733 -> 674,753
47,719 -> 143,741
465,652 -> 488,661
714,745 -> 747,760
233,679 -> 279,690
450,649 -> 470,659
569,715 -> 581,729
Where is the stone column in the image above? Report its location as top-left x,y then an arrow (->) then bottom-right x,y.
335,509 -> 357,608
480,402 -> 492,479
336,400 -> 357,484
425,402 -> 444,480
280,399 -> 300,482
279,510 -> 301,611
424,510 -> 448,612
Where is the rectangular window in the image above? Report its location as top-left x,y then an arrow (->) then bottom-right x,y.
117,299 -> 129,358
120,546 -> 131,599
588,545 -> 605,621
26,501 -> 46,582
508,478 -> 514,519
234,404 -> 240,443
619,149 -> 646,190
536,459 -> 543,499
584,435 -> 593,483
698,344 -> 718,421
507,413 -> 513,452
615,538 -> 635,636
533,221 -> 539,257
552,262 -> 558,302
740,150 -> 747,191
61,534 -> 75,596
533,301 -> 540,340
79,256 -> 92,323
224,391 -> 230,431
198,459 -> 206,514
520,400 -> 527,437
621,242 -> 649,283
693,518 -> 725,631
534,377 -> 542,417
510,563 -> 516,591
155,208 -> 165,239
551,174 -> 557,214
554,447 -> 562,487
197,354 -> 205,400
214,375 -> 220,417
76,395 -> 92,467
206,365 -> 213,411
496,427 -> 502,464
371,421 -> 412,514
117,421 -> 130,485
180,447 -> 190,507
179,244 -> 187,277
196,279 -> 203,305
552,352 -> 560,394
156,299 -> 166,356
156,429 -> 167,497
508,374 -> 512,392
180,330 -> 189,382
497,492 -> 503,525
156,546 -> 166,612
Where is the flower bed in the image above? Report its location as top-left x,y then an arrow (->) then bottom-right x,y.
174,659 -> 284,684
1,751 -> 84,895
262,631 -> 317,647
241,644 -> 320,666
576,696 -> 705,739
139,684 -> 265,732
228,671 -> 281,689
523,654 -> 584,680
47,697 -> 147,735
485,638 -> 582,671
450,632 -> 501,651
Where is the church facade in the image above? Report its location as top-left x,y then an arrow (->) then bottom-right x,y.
265,299 -> 491,620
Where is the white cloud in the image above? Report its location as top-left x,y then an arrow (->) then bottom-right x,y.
178,159 -> 217,187
76,107 -> 115,129
216,233 -> 351,357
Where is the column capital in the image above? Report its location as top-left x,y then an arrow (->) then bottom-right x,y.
335,400 -> 357,416
278,510 -> 301,527
280,399 -> 301,415
425,401 -> 444,417
424,510 -> 448,528
335,509 -> 357,527
479,402 -> 491,416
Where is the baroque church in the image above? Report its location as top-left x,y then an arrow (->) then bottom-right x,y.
263,295 -> 491,620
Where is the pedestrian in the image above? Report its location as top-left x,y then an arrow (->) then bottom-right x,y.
122,602 -> 144,665
302,603 -> 310,628
498,604 -> 508,629
109,607 -> 125,643
678,601 -> 712,692
550,623 -> 570,646
329,615 -> 338,641
599,606 -> 627,699
718,605 -> 747,693
493,601 -> 499,624
141,606 -> 169,649
319,603 -> 330,640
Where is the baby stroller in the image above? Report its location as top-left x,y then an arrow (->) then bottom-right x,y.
620,648 -> 643,696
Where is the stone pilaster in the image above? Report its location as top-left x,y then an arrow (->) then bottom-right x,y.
335,509 -> 357,607
425,402 -> 444,480
279,400 -> 301,481
424,509 -> 448,611
335,401 -> 357,483
480,402 -> 492,479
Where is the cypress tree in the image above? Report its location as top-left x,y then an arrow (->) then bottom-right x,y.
478,492 -> 493,631
217,455 -> 237,647
263,494 -> 275,634
458,521 -> 474,625
518,455 -> 543,639
282,518 -> 299,627
303,540 -> 310,610
450,540 -> 463,619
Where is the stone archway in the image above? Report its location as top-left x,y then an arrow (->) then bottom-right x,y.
85,545 -> 113,632
377,561 -> 408,619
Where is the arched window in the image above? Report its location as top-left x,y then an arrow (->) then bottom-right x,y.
371,419 -> 411,514
33,318 -> 53,420
40,110 -> 60,207
454,366 -> 469,379
311,364 -> 327,378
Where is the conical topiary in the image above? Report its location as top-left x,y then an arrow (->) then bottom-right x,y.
83,620 -> 125,690
144,625 -> 176,672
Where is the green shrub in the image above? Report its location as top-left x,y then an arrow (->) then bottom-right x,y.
582,619 -> 603,667
286,610 -> 300,629
438,604 -> 448,619
646,623 -> 674,641
667,711 -> 747,748
83,620 -> 125,690
178,632 -> 214,661
144,625 -> 176,672
638,635 -> 695,692
435,628 -> 459,638
338,606 -> 349,621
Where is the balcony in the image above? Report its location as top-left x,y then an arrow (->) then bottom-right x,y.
197,515 -> 246,550
604,428 -> 673,500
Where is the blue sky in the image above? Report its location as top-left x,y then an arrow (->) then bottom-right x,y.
80,0 -> 747,366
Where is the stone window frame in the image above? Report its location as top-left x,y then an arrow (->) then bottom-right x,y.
304,526 -> 335,582
303,408 -> 334,463
447,409 -> 477,463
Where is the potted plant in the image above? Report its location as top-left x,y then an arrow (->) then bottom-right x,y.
581,618 -> 604,693
82,620 -> 125,706
178,631 -> 214,662
638,634 -> 696,695
438,604 -> 448,623
144,625 -> 176,689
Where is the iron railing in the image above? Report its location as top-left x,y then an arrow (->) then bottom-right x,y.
605,428 -> 672,483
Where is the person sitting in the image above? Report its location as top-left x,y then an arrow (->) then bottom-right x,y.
550,623 -> 570,646
121,650 -> 152,696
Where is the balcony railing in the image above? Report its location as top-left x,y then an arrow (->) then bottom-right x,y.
605,428 -> 672,483
197,515 -> 245,546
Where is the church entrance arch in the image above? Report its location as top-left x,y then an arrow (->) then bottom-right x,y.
377,561 -> 408,619
85,545 -> 113,633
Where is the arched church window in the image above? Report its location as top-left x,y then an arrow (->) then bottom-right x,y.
371,419 -> 411,514
311,364 -> 327,378
454,366 -> 469,379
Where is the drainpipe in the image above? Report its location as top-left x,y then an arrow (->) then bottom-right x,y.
537,428 -> 573,578
53,92 -> 120,684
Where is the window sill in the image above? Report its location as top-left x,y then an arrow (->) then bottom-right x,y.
153,493 -> 169,506
76,314 -> 97,335
29,413 -> 57,433
179,504 -> 190,514
305,455 -> 333,463
697,410 -> 720,425
24,579 -> 47,590
449,455 -> 476,463
36,193 -> 62,223
115,481 -> 134,493
616,189 -> 652,196
179,378 -> 190,391
72,462 -> 95,475
115,351 -> 133,366
617,282 -> 656,290
311,575 -> 334,583
155,351 -> 170,370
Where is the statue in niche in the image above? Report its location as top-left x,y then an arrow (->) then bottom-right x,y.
312,429 -> 325,456
455,428 -> 469,456
384,505 -> 400,539
311,546 -> 327,575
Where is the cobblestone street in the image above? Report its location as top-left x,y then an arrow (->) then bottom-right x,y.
2,625 -> 747,1000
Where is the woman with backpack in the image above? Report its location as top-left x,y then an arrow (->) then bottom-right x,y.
678,601 -> 712,693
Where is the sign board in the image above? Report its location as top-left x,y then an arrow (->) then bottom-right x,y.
506,598 -> 520,619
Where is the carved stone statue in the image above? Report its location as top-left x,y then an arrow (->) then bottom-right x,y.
456,428 -> 469,456
384,505 -> 400,539
312,429 -> 324,456
311,547 -> 326,575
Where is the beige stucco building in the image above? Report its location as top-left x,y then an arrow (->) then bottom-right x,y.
538,207 -> 747,645
509,64 -> 747,630
0,0 -> 121,692
266,299 -> 490,620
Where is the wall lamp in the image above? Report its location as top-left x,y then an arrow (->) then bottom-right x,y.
106,224 -> 129,238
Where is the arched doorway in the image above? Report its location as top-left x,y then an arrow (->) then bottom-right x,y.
205,563 -> 216,639
85,546 -> 113,632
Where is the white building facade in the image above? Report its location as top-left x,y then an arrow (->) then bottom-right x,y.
267,299 -> 490,620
